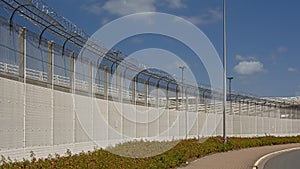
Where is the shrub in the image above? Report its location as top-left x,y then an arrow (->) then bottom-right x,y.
1,136 -> 300,169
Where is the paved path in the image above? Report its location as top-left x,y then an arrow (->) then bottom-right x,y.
179,143 -> 300,169
264,149 -> 300,169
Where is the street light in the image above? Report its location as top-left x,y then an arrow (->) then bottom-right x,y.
179,66 -> 187,138
227,77 -> 233,114
223,0 -> 227,143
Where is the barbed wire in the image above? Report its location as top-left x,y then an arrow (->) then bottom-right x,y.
0,0 -> 298,107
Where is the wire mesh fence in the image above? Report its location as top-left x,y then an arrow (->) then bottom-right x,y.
0,0 -> 299,161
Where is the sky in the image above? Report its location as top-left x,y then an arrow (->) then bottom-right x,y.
40,0 -> 300,97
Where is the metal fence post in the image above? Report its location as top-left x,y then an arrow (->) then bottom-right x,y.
18,27 -> 26,82
104,67 -> 108,99
118,73 -> 122,101
268,104 -> 271,134
69,51 -> 75,147
203,93 -> 207,114
132,77 -> 136,104
185,87 -> 188,138
176,88 -> 179,110
166,85 -> 169,109
88,61 -> 93,96
145,81 -> 149,107
47,40 -> 54,153
247,101 -> 250,116
70,51 -> 75,90
195,90 -> 198,114
156,84 -> 159,108
18,26 -> 26,157
47,41 -> 54,86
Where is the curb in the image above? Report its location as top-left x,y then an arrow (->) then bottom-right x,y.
252,147 -> 300,169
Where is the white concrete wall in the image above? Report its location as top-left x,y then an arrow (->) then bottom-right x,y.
0,77 -> 299,161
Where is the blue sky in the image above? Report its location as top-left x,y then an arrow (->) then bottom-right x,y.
42,0 -> 300,97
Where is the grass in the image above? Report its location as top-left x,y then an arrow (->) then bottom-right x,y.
1,136 -> 300,169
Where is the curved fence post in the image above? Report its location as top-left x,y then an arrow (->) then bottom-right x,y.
144,81 -> 148,106
104,67 -> 108,99
176,86 -> 179,110
18,27 -> 26,82
69,51 -> 75,91
132,77 -> 136,105
47,41 -> 54,86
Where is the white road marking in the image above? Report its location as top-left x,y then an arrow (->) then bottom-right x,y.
253,147 -> 300,169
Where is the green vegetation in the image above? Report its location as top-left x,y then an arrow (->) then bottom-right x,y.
1,136 -> 300,169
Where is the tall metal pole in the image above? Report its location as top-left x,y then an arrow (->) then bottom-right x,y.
179,66 -> 186,138
223,0 -> 227,143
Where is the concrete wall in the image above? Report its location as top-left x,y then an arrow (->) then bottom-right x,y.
1,76 -> 300,161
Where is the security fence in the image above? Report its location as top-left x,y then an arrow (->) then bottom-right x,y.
0,0 -> 300,161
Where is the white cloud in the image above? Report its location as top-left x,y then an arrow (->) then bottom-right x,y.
234,61 -> 265,75
167,0 -> 187,9
81,0 -> 156,16
183,8 -> 222,25
81,2 -> 103,15
82,0 -> 188,16
235,54 -> 257,61
102,0 -> 156,16
288,67 -> 297,72
82,1 -> 220,26
235,55 -> 244,61
183,16 -> 203,25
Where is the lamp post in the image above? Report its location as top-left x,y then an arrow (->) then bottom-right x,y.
227,77 -> 233,115
223,0 -> 227,143
179,66 -> 187,138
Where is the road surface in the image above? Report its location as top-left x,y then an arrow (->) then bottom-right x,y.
179,143 -> 300,169
264,150 -> 300,169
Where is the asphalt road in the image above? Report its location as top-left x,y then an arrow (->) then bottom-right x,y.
264,150 -> 300,169
178,143 -> 300,169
